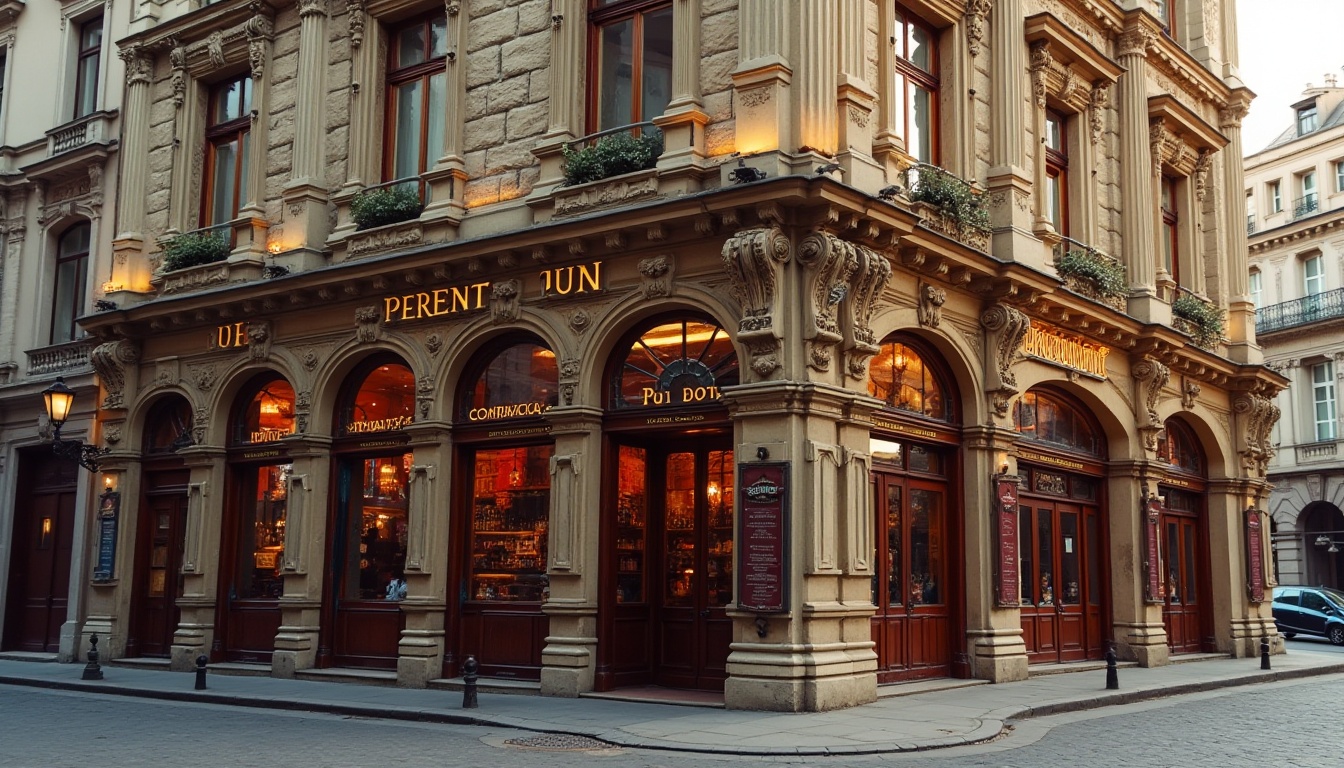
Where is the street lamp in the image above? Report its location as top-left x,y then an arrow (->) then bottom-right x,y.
41,376 -> 104,472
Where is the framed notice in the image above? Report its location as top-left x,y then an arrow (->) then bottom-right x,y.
993,475 -> 1021,608
92,490 -> 121,583
1142,495 -> 1163,604
1246,509 -> 1265,603
737,462 -> 789,613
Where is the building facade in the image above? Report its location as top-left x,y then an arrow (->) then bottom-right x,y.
1245,79 -> 1344,591
0,0 -> 125,661
1,0 -> 1282,711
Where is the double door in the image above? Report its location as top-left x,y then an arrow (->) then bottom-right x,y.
1019,497 -> 1104,664
131,470 -> 189,658
2,452 -> 77,653
870,470 -> 952,681
219,463 -> 289,662
1160,494 -> 1208,653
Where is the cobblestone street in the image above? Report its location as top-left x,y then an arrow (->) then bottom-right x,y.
2,674 -> 1339,768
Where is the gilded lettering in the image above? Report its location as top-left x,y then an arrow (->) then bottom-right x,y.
384,296 -> 401,323
451,285 -> 470,313
432,288 -> 448,316
578,261 -> 601,293
417,291 -> 431,319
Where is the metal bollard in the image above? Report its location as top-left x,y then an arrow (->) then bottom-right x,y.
195,655 -> 209,690
81,634 -> 104,681
1104,644 -> 1119,690
1260,635 -> 1271,670
462,655 -> 479,709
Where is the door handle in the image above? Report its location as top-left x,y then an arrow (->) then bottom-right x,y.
700,609 -> 710,618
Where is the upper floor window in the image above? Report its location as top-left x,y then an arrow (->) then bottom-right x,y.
51,223 -> 91,345
589,0 -> 673,132
0,53 -> 7,121
1312,361 -> 1337,442
1161,176 -> 1180,285
1297,104 -> 1319,136
1304,253 -> 1325,296
1044,111 -> 1068,236
1335,161 -> 1344,193
894,4 -> 938,164
1299,170 -> 1318,215
1269,180 -> 1282,213
73,16 -> 103,119
1156,0 -> 1180,42
203,74 -> 252,226
1245,190 -> 1254,233
386,14 -> 447,186
1249,269 -> 1263,308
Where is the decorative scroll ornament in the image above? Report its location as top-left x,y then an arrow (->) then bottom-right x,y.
247,321 -> 272,361
89,340 -> 140,410
417,376 -> 434,419
244,14 -> 273,80
1029,41 -> 1052,109
297,0 -> 328,18
1232,393 -> 1281,476
980,304 -> 1030,416
637,255 -> 672,299
721,227 -> 792,378
169,43 -> 186,107
1132,358 -> 1170,452
842,243 -> 891,380
205,31 -> 226,69
1089,84 -> 1110,146
1193,149 -> 1214,202
354,305 -> 381,343
796,232 -> 859,372
490,279 -> 521,323
964,0 -> 992,57
120,46 -> 153,86
918,281 -> 947,328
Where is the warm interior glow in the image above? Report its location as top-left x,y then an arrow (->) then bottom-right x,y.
42,377 -> 76,426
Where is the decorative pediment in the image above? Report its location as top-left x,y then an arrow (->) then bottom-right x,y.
1026,14 -> 1122,145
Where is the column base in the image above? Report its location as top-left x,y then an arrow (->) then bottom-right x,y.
969,626 -> 1029,682
1115,621 -> 1169,666
1228,617 -> 1282,658
724,642 -> 878,711
170,622 -> 213,671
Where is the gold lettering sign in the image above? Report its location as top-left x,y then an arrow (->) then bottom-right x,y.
216,322 -> 249,349
384,261 -> 604,324
1021,321 -> 1109,380
467,402 -> 550,421
345,416 -> 414,434
1017,449 -> 1086,471
242,449 -> 282,459
249,428 -> 292,443
645,414 -> 708,425
640,385 -> 721,407
486,426 -> 552,438
872,418 -> 939,439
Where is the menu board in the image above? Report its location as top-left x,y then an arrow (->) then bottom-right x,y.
994,477 -> 1020,608
737,462 -> 788,612
92,491 -> 120,583
1246,509 -> 1265,603
1143,496 -> 1163,603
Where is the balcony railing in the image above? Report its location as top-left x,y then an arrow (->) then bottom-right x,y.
1246,214 -> 1255,236
45,111 -> 115,157
26,338 -> 97,377
1293,195 -> 1319,220
1255,287 -> 1344,334
1295,440 -> 1339,464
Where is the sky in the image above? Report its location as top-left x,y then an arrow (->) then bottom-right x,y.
1236,0 -> 1344,155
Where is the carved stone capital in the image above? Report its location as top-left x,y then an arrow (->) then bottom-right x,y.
843,242 -> 891,380
1132,357 -> 1170,433
980,304 -> 1030,395
90,340 -> 140,410
797,232 -> 859,372
1117,25 -> 1154,59
917,281 -> 947,329
721,227 -> 792,378
964,0 -> 992,58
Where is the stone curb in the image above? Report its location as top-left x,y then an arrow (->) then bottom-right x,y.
4,662 -> 1343,757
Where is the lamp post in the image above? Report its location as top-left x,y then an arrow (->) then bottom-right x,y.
41,376 -> 104,472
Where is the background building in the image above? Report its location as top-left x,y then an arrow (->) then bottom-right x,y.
0,0 -> 125,661
1245,77 -> 1344,590
3,0 -> 1282,712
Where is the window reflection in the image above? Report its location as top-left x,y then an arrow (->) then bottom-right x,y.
1014,390 -> 1101,456
235,378 -> 296,444
238,464 -> 288,599
464,342 -> 558,420
342,362 -> 415,434
868,341 -> 949,421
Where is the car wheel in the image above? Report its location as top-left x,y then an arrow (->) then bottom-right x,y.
1330,626 -> 1344,646
1282,632 -> 1297,639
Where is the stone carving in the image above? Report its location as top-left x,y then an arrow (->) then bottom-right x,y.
417,376 -> 434,419
169,43 -> 186,108
120,46 -> 152,86
245,14 -> 273,80
567,308 -> 591,335
722,227 -> 792,378
552,172 -> 659,216
193,410 -> 209,445
490,279 -> 521,323
1089,84 -> 1109,146
247,321 -> 272,361
1232,393 -> 1281,475
348,222 -> 422,258
300,347 -> 321,370
347,0 -> 365,48
206,31 -> 226,69
103,423 -> 123,447
980,304 -> 1030,416
190,363 -> 218,392
1133,358 -> 1170,452
637,255 -> 672,298
917,281 -> 947,328
842,243 -> 892,380
1117,24 -> 1154,59
1182,378 -> 1201,410
89,340 -> 140,410
797,232 -> 859,372
354,305 -> 381,343
1193,149 -> 1214,202
425,332 -> 443,356
738,86 -> 772,108
1029,41 -> 1052,108
964,0 -> 992,57
297,0 -> 327,17
160,263 -> 230,295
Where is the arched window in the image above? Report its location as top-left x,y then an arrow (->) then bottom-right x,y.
142,396 -> 193,455
1014,389 -> 1103,456
460,338 -> 558,423
52,223 -> 91,344
1158,419 -> 1204,476
339,358 -> 415,435
232,375 -> 297,445
867,338 -> 953,422
610,316 -> 738,409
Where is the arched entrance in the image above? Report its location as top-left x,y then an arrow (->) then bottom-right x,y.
865,336 -> 963,682
1156,419 -> 1213,653
319,356 -> 415,669
597,314 -> 739,692
128,396 -> 193,658
1013,389 -> 1109,664
216,374 -> 296,662
447,336 -> 557,680
1302,502 -> 1344,589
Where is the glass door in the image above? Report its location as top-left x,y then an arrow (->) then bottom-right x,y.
1161,489 -> 1206,653
222,463 -> 289,662
1020,497 -> 1103,663
134,487 -> 187,658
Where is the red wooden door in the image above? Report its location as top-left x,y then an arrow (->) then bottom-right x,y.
1162,513 -> 1204,653
219,463 -> 287,663
1020,499 -> 1104,664
132,490 -> 187,658
2,453 -> 77,653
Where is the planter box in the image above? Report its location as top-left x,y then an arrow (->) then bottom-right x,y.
551,168 -> 661,218
345,219 -> 424,260
1062,274 -> 1127,312
910,201 -> 990,251
152,257 -> 263,296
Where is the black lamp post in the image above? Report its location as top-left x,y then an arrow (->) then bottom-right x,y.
41,376 -> 104,472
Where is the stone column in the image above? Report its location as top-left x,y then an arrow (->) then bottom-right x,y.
652,0 -> 709,192
281,0 -> 332,261
112,46 -> 153,294
529,0 -> 586,195
0,201 -> 25,364
985,0 -> 1043,270
1116,21 -> 1164,321
1220,91 -> 1259,362
833,0 -> 882,190
794,0 -> 837,160
872,1 -> 902,175
728,0 -> 793,179
423,1 -> 469,223
170,447 -> 227,672
397,423 -> 451,687
272,435 -> 332,678
340,1 -> 379,193
1106,459 -> 1168,665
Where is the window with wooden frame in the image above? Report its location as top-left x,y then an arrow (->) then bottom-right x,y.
1155,0 -> 1180,43
893,3 -> 938,165
588,0 -> 673,133
1160,175 -> 1180,285
1044,110 -> 1068,236
51,223 -> 91,345
385,13 -> 447,191
202,74 -> 253,227
73,15 -> 103,119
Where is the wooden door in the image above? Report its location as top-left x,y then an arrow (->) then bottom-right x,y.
1162,513 -> 1204,653
2,453 -> 77,653
1020,499 -> 1104,664
219,463 -> 287,663
132,489 -> 187,658
654,446 -> 733,691
871,471 -> 952,681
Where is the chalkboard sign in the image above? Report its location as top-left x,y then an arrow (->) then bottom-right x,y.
737,462 -> 789,613
1246,509 -> 1265,603
92,491 -> 120,583
1143,495 -> 1163,604
994,476 -> 1021,608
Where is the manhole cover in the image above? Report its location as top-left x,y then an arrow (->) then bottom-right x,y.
503,733 -> 613,752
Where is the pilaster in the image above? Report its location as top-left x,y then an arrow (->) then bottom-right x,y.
965,425 -> 1029,682
834,0 -> 882,190
396,422 -> 450,687
1117,20 -> 1162,320
281,0 -> 332,260
422,1 -> 468,225
272,434 -> 331,677
729,0 -> 794,177
113,46 -> 153,292
170,446 -> 227,671
1107,459 -> 1168,666
1220,91 -> 1259,363
985,0 -> 1041,269
529,0 -> 586,196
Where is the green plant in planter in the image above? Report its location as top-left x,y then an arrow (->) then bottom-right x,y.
160,230 -> 231,272
351,185 -> 423,230
908,166 -> 991,235
561,131 -> 664,186
1056,249 -> 1128,298
1171,293 -> 1225,348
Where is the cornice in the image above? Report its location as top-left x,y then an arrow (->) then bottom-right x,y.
1025,12 -> 1124,85
1120,8 -> 1231,110
115,0 -> 280,52
1248,212 -> 1344,254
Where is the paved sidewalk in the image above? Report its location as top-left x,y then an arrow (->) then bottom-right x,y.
2,651 -> 1342,756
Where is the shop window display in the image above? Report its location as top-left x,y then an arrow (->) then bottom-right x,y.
868,342 -> 950,421
234,379 -> 296,444
237,463 -> 289,598
344,452 -> 411,601
468,445 -> 552,602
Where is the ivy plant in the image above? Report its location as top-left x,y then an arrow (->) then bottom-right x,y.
908,165 -> 991,235
1171,293 -> 1225,348
351,185 -> 423,230
1056,249 -> 1128,298
561,131 -> 664,186
160,230 -> 231,272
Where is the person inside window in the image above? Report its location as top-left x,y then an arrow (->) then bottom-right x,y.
385,569 -> 408,601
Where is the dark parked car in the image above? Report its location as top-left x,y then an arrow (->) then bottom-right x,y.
1272,586 -> 1344,645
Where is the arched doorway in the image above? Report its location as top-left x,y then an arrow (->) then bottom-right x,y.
447,335 -> 558,680
2,449 -> 79,653
1156,419 -> 1213,653
216,374 -> 296,662
128,396 -> 193,658
1302,502 -> 1344,589
319,356 -> 415,669
598,314 -> 739,692
1013,389 -> 1109,664
866,335 -> 963,682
